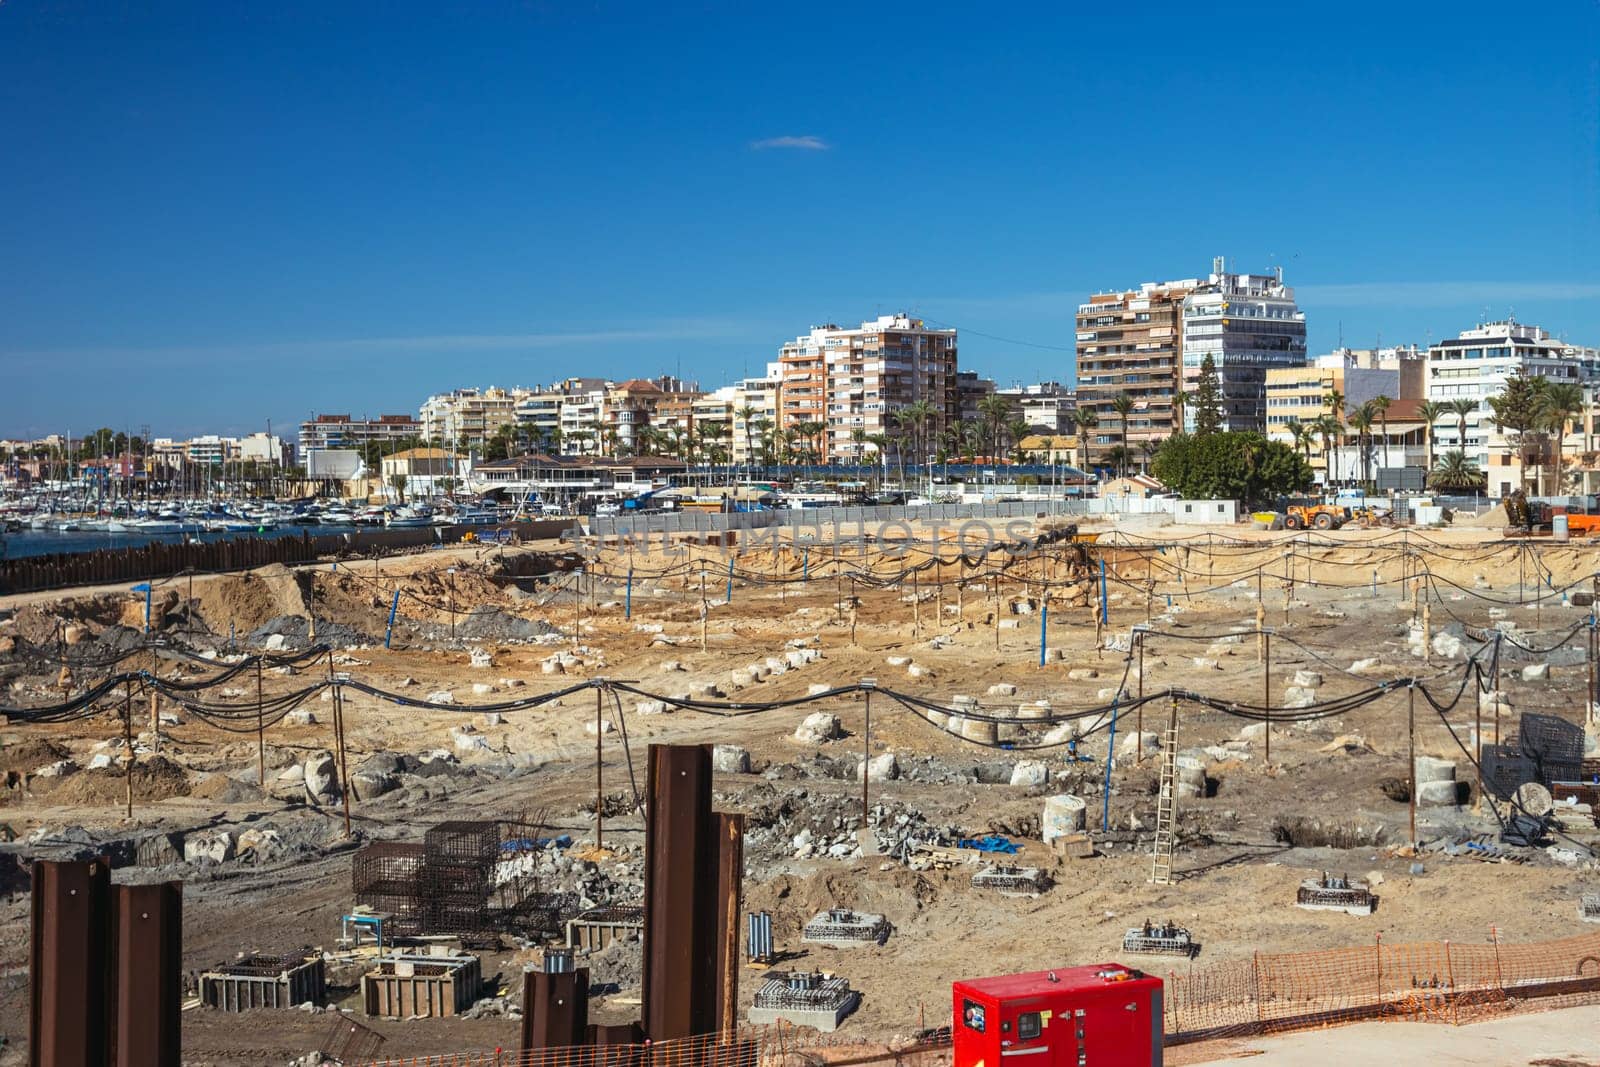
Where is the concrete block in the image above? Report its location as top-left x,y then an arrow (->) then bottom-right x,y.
794,713 -> 842,744
1042,794 -> 1087,841
1009,760 -> 1049,788
1414,756 -> 1456,784
1416,779 -> 1460,807
1521,663 -> 1550,681
712,744 -> 751,774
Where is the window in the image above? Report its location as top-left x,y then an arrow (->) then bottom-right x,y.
962,1000 -> 987,1032
1018,1012 -> 1042,1040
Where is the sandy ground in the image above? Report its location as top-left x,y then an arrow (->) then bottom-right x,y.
1175,1005 -> 1600,1065
1,520 -> 1598,1064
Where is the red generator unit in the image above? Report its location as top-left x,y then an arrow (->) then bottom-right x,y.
952,963 -> 1163,1067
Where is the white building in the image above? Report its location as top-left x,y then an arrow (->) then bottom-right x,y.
419,387 -> 521,453
238,432 -> 293,467
1181,261 -> 1308,433
1425,320 -> 1600,493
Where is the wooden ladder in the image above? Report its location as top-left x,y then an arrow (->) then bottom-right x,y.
1150,701 -> 1178,885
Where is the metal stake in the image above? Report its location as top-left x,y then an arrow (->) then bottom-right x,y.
595,682 -> 605,850
1407,682 -> 1417,847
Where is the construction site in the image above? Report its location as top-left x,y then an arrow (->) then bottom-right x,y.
2,511 -> 1599,1065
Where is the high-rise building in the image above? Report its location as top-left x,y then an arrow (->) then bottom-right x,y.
778,314 -> 957,463
419,387 -> 521,452
1425,320 -> 1600,494
1076,278 -> 1203,467
1180,262 -> 1307,432
297,413 -> 421,456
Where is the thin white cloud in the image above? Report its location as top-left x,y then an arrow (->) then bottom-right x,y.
3,319 -> 751,369
1296,281 -> 1600,308
750,135 -> 830,151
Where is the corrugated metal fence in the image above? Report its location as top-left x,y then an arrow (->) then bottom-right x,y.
0,520 -> 572,596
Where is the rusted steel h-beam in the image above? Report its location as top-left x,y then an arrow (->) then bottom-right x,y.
111,881 -> 183,1067
521,966 -> 590,1054
30,859 -> 112,1067
714,812 -> 745,1039
642,744 -> 719,1041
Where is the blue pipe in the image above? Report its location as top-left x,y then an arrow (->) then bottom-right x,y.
384,589 -> 400,649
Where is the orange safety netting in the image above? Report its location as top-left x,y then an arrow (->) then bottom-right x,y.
1161,929 -> 1600,1042
356,931 -> 1600,1065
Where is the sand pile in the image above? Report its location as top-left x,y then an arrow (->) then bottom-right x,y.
39,755 -> 193,805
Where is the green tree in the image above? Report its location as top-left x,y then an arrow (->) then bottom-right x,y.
1149,431 -> 1313,505
1417,400 -> 1448,474
1486,372 -> 1550,494
484,424 -> 517,462
1075,409 -> 1099,475
1371,394 -> 1392,469
977,393 -> 1013,462
1321,389 -> 1345,484
1110,392 -> 1135,478
1428,448 -> 1485,491
1539,381 -> 1583,494
1192,355 -> 1224,436
388,472 -> 408,504
1447,397 -> 1477,454
1348,401 -> 1376,486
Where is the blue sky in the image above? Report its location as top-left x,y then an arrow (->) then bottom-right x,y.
3,1 -> 1598,439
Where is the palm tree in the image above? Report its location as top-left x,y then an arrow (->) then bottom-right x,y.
1417,400 -> 1448,474
1540,381 -> 1584,494
977,394 -> 1012,464
1110,392 -> 1135,479
866,432 -> 889,486
1322,390 -> 1345,484
1170,390 -> 1190,435
1075,409 -> 1099,477
1371,394 -> 1392,470
1285,418 -> 1310,462
849,427 -> 868,467
1447,397 -> 1477,456
1006,416 -> 1031,464
1313,414 -> 1337,484
1429,448 -> 1485,492
736,405 -> 758,473
1348,402 -> 1376,487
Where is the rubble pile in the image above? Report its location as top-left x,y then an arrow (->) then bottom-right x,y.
740,786 -> 959,863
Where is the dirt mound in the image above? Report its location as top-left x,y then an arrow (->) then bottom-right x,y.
196,570 -> 310,636
1458,503 -> 1508,528
190,773 -> 266,803
456,607 -> 560,641
0,738 -> 71,774
42,756 -> 193,805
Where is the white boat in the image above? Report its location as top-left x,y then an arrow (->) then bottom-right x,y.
386,507 -> 433,528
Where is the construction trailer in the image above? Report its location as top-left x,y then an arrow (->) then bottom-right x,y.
953,963 -> 1164,1067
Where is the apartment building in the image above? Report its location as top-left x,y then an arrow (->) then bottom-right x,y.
419,387 -> 520,452
731,369 -> 781,464
1266,348 -> 1422,480
298,413 -> 421,455
1180,262 -> 1308,433
602,379 -> 665,455
778,314 -> 957,463
996,382 -> 1076,435
558,388 -> 607,455
1076,278 -> 1202,466
1425,320 -> 1600,494
956,372 -> 997,424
